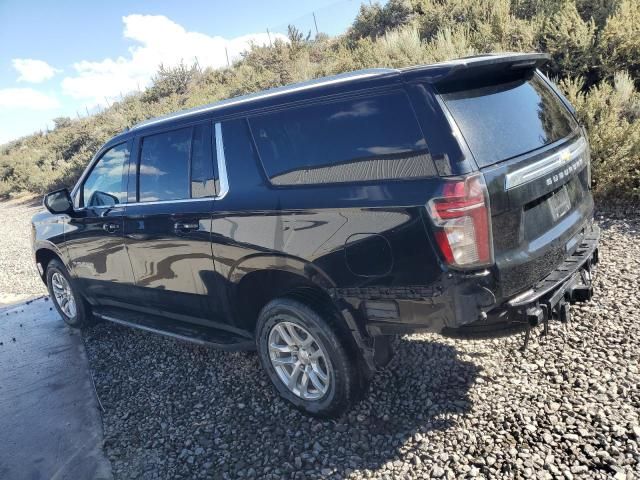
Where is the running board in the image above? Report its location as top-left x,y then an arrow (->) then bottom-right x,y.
93,307 -> 255,351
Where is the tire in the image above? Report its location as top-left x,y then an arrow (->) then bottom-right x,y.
256,297 -> 362,418
46,259 -> 91,328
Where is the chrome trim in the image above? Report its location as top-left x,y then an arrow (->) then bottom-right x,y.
504,137 -> 587,190
122,197 -> 214,207
214,122 -> 229,199
74,197 -> 215,209
130,69 -> 397,131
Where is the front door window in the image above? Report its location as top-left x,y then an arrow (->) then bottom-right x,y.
82,143 -> 129,207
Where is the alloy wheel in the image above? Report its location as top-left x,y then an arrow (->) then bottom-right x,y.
268,321 -> 332,400
51,272 -> 77,319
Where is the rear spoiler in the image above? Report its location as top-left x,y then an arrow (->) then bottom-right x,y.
401,53 -> 551,86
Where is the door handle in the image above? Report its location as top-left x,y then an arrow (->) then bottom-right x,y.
174,222 -> 199,233
103,223 -> 120,233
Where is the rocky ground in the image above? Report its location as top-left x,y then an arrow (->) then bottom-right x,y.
2,198 -> 638,479
0,196 -> 46,304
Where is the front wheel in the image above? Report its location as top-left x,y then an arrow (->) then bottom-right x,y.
46,259 -> 91,328
256,297 -> 363,417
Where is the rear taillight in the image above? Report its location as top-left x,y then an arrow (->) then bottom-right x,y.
427,173 -> 493,268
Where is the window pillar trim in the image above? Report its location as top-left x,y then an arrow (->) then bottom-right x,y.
214,122 -> 229,199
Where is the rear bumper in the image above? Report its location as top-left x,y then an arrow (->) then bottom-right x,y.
444,224 -> 599,337
336,224 -> 599,337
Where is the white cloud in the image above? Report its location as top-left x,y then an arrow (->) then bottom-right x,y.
61,14 -> 287,104
12,59 -> 61,83
0,88 -> 60,109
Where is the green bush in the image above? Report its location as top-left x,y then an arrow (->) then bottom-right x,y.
561,72 -> 640,198
598,0 -> 640,83
537,2 -> 596,81
1,0 -> 639,200
348,0 -> 416,42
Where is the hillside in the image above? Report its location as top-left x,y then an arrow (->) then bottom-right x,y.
1,0 -> 638,199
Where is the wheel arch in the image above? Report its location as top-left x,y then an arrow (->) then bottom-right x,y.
34,244 -> 68,283
232,267 -> 336,333
228,253 -> 335,291
231,262 -> 377,376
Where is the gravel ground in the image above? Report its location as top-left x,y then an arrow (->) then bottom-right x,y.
2,199 -> 639,479
0,196 -> 47,303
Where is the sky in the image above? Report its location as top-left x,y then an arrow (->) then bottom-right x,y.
0,0 -> 378,145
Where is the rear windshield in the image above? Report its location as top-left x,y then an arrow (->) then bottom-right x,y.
440,74 -> 578,167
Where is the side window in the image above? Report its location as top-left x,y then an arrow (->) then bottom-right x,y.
139,127 -> 191,202
191,123 -> 216,198
82,143 -> 129,207
248,91 -> 434,186
138,124 -> 216,202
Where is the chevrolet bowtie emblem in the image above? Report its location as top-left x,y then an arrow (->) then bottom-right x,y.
559,149 -> 571,163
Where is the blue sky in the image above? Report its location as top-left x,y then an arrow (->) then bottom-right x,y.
0,0 -> 378,145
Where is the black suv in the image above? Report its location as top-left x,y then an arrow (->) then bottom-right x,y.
32,53 -> 599,416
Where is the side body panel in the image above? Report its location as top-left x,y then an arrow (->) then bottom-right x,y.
62,139 -> 135,304
64,205 -> 134,303
207,117 -> 445,331
119,126 -> 220,324
122,199 -> 217,321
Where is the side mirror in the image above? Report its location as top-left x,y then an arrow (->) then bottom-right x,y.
44,188 -> 74,215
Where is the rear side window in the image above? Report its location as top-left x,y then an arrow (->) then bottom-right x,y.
249,91 -> 434,185
439,74 -> 578,167
138,124 -> 215,202
190,124 -> 216,198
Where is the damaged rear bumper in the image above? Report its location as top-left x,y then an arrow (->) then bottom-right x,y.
444,224 -> 600,338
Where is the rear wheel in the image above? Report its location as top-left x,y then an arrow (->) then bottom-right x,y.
256,297 -> 362,417
46,259 -> 91,328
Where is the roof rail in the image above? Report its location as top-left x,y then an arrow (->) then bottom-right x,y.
131,67 -> 399,131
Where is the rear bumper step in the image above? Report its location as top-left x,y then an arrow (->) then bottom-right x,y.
506,225 -> 599,308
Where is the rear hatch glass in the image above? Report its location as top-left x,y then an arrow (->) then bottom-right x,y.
439,74 -> 578,168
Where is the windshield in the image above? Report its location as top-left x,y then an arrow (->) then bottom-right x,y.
440,73 -> 578,167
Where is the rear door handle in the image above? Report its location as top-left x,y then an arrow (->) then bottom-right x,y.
174,222 -> 199,233
103,223 -> 120,233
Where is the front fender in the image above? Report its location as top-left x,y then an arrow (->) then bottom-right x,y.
33,241 -> 72,277
31,209 -> 71,273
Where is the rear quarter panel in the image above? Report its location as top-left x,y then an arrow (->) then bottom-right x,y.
210,118 -> 444,293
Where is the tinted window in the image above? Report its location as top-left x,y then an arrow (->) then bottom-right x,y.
139,128 -> 190,202
191,124 -> 216,198
83,143 -> 129,207
249,92 -> 434,185
440,74 -> 578,167
138,125 -> 216,202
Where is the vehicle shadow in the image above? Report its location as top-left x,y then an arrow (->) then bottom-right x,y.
84,323 -> 480,479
